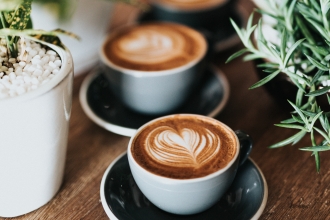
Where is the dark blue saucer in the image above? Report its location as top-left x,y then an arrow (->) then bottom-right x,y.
79,65 -> 229,136
100,153 -> 268,220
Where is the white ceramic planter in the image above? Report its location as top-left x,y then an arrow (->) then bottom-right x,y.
31,0 -> 114,75
0,43 -> 74,217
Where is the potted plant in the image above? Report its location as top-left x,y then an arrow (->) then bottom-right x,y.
227,0 -> 330,172
0,0 -> 145,217
0,0 -> 78,217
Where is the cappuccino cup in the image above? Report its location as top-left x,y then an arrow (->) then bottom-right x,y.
127,114 -> 253,215
100,22 -> 207,115
149,0 -> 237,28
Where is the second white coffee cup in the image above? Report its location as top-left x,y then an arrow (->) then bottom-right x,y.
100,22 -> 207,115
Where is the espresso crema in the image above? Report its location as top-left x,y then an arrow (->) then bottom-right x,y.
131,115 -> 238,179
154,0 -> 227,10
103,22 -> 207,71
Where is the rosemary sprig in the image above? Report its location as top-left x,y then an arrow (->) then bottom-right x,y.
227,0 -> 330,172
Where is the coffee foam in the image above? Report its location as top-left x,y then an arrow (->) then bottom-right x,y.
103,23 -> 207,71
154,0 -> 227,10
146,127 -> 221,168
131,115 -> 237,179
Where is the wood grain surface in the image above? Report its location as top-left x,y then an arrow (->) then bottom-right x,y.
3,1 -> 330,220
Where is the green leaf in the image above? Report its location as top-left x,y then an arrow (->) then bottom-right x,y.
283,39 -> 305,67
281,118 -> 298,124
305,54 -> 329,71
256,19 -> 265,50
246,10 -> 254,30
306,86 -> 330,96
314,127 -> 330,143
230,18 -> 245,42
9,0 -> 32,30
315,152 -> 320,173
292,114 -> 304,123
311,69 -> 325,85
303,43 -> 329,56
309,111 -> 323,130
245,24 -> 257,42
321,0 -> 330,14
289,76 -> 308,92
310,0 -> 321,12
243,53 -> 264,61
257,63 -> 279,69
259,40 -> 282,63
300,110 -> 317,117
285,0 -> 296,31
269,130 -> 307,148
295,12 -> 316,45
319,112 -> 330,131
304,16 -> 330,42
249,69 -> 281,89
283,69 -> 310,87
325,54 -> 330,61
280,28 -> 288,61
274,123 -> 309,131
300,145 -> 330,151
226,48 -> 249,63
296,88 -> 305,107
299,101 -> 310,111
288,100 -> 310,126
0,28 -> 79,40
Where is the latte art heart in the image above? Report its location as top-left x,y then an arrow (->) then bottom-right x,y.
117,29 -> 184,64
103,23 -> 207,71
145,126 -> 220,168
131,115 -> 237,179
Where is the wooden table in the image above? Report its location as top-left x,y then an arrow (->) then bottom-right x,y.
4,1 -> 330,219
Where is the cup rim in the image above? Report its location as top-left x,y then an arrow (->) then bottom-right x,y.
99,22 -> 207,77
149,0 -> 231,12
127,114 -> 240,183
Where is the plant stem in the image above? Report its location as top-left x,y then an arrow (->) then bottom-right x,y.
0,12 -> 15,58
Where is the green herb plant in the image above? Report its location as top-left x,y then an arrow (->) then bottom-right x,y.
227,0 -> 330,172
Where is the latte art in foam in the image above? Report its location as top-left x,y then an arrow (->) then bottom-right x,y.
131,115 -> 238,179
146,127 -> 220,168
103,23 -> 207,71
117,29 -> 184,65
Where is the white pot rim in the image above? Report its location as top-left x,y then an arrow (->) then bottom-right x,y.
0,42 -> 73,106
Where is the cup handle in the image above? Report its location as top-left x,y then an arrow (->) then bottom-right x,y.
235,130 -> 253,166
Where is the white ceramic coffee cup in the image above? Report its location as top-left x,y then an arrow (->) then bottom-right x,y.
149,0 -> 237,28
99,22 -> 207,115
127,114 -> 252,215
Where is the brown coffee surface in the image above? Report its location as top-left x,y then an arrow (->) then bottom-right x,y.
103,22 -> 206,71
154,0 -> 227,10
131,115 -> 237,179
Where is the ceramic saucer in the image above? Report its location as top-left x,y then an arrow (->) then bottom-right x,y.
79,65 -> 229,137
137,3 -> 247,53
100,153 -> 268,220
